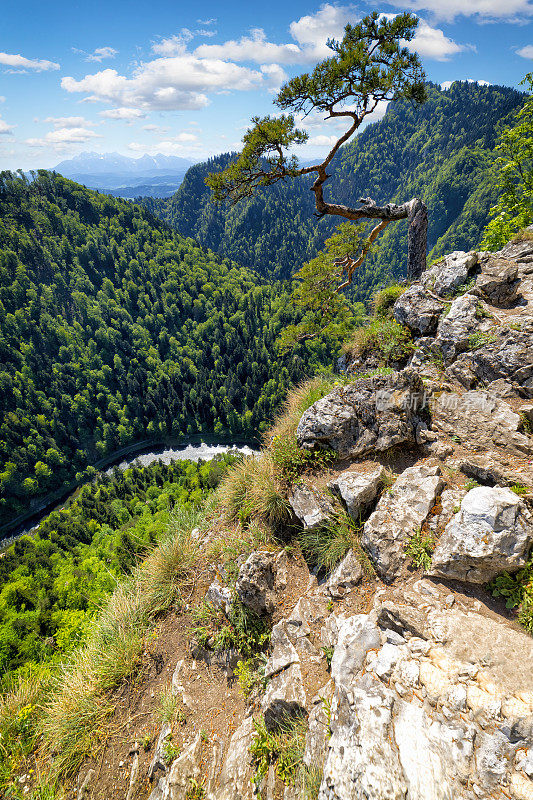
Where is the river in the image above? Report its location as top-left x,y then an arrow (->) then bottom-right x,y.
1,440 -> 258,549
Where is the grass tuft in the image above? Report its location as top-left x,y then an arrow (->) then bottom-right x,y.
373,284 -> 406,318
342,319 -> 413,366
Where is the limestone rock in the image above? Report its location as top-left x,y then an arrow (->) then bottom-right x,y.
435,293 -> 480,362
264,621 -> 300,679
362,463 -> 443,582
210,717 -> 254,800
393,284 -> 444,335
325,549 -> 363,598
206,580 -> 232,616
165,734 -> 202,800
261,662 -> 307,729
296,370 -> 426,459
448,325 -> 533,397
474,256 -> 520,307
148,722 -> 172,783
421,250 -> 478,296
288,485 -> 334,530
235,551 -> 276,616
330,614 -> 381,690
430,486 -> 533,583
327,464 -> 385,521
432,390 -> 533,457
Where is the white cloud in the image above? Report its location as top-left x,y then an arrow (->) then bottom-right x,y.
128,131 -> 200,155
407,20 -> 466,60
440,78 -> 491,89
44,115 -> 96,128
26,126 -> 101,148
382,0 -> 533,22
518,44 -> 533,58
61,55 -> 264,111
142,123 -> 169,132
0,116 -> 14,135
260,63 -> 289,91
86,46 -> 118,62
99,107 -> 146,120
307,134 -> 339,146
195,28 -> 302,64
0,96 -> 5,102
289,3 -> 356,58
197,18 -> 216,25
152,30 -> 194,56
0,52 -> 59,71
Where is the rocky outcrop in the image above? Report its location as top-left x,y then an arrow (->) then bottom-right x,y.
393,285 -> 444,335
432,390 -> 533,457
420,250 -> 478,296
209,718 -> 254,800
288,484 -> 335,529
327,464 -> 385,521
435,293 -> 481,362
473,255 -> 520,307
235,551 -> 277,616
316,581 -> 533,800
296,371 -> 426,458
362,463 -> 443,582
430,486 -> 533,583
325,550 -> 363,598
149,734 -> 202,800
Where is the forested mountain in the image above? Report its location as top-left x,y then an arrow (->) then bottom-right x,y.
144,82 -> 524,299
0,171 -> 339,527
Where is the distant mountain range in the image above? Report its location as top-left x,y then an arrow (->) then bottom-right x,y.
52,151 -> 194,198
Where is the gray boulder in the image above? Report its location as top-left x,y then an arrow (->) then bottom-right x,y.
235,551 -> 276,616
448,325 -> 533,397
209,717 -> 254,800
435,293 -> 480,362
296,370 -> 426,459
432,390 -> 533,457
474,256 -> 520,307
325,549 -> 363,598
288,485 -> 334,529
327,464 -> 385,521
421,250 -> 478,296
430,486 -> 533,584
261,662 -> 307,729
393,284 -> 444,335
362,463 -> 443,582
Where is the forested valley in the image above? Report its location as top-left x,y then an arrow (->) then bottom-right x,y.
144,82 -> 524,303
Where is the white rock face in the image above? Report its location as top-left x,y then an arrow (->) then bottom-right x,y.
288,484 -> 335,529
421,250 -> 478,297
436,293 -> 480,362
430,486 -> 533,583
315,580 -> 533,800
362,464 -> 443,582
327,464 -> 385,520
209,718 -> 254,800
325,549 -> 363,598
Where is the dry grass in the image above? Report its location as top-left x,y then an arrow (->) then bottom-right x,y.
37,509 -> 202,779
215,453 -> 290,528
265,376 -> 338,445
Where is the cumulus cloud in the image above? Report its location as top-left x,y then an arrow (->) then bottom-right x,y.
195,28 -> 302,64
128,130 -> 200,155
408,20 -> 466,60
99,107 -> 146,120
517,44 -> 533,58
381,0 -> 533,22
289,3 -> 356,58
61,56 -> 264,111
440,78 -> 491,89
44,115 -> 96,128
26,126 -> 101,148
0,52 -> 59,71
0,116 -> 15,135
86,46 -> 118,62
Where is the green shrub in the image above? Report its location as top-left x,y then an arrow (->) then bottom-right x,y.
373,284 -> 406,318
191,598 -> 271,659
342,319 -> 413,366
235,657 -> 268,699
404,529 -> 435,570
250,713 -> 308,788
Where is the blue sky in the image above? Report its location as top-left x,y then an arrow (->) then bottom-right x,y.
0,0 -> 532,170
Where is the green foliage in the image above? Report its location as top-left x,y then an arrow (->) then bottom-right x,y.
298,511 -> 360,573
271,434 -> 335,486
489,550 -> 533,635
250,713 -> 308,788
0,457 -> 232,678
157,689 -> 178,726
373,284 -> 406,318
191,598 -> 271,659
481,74 -> 533,250
235,656 -> 268,699
162,737 -> 181,766
467,331 -> 497,351
0,170 -> 337,528
404,529 -> 435,570
322,646 -> 334,670
342,318 -> 413,366
511,483 -> 528,496
276,223 -> 367,349
185,779 -> 206,800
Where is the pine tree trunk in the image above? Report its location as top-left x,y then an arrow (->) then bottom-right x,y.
407,198 -> 428,279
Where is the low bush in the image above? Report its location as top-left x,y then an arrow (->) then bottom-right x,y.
490,555 -> 533,633
298,509 -> 370,574
216,454 -> 290,528
404,529 -> 435,570
191,598 -> 271,659
373,284 -> 406,318
342,319 -> 413,366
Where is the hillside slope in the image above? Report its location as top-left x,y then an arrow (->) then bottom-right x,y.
0,171 -> 336,527
145,82 -> 524,298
